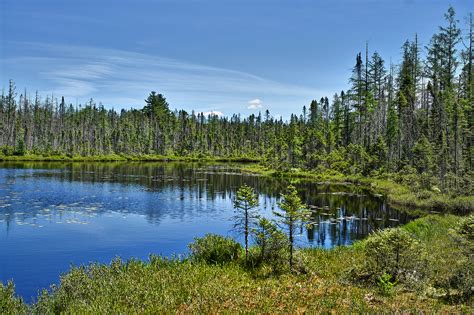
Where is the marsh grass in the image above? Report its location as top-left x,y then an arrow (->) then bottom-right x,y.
241,164 -> 474,214
0,153 -> 259,163
1,215 -> 471,313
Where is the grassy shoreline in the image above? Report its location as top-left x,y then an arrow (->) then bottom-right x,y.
240,164 -> 474,214
2,214 -> 472,313
0,153 -> 259,163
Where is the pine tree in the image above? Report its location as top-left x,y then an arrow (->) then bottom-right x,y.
233,184 -> 259,261
274,185 -> 310,270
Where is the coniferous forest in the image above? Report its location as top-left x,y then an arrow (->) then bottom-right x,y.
1,5 -> 474,313
2,8 -> 473,198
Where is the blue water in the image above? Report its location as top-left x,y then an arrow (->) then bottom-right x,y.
0,162 -> 414,301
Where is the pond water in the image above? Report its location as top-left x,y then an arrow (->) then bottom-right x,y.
0,162 -> 415,300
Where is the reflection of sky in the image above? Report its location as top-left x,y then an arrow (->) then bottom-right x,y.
0,164 -> 414,301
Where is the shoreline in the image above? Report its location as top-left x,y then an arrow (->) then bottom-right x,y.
2,214 -> 471,312
0,154 -> 259,163
0,154 -> 472,214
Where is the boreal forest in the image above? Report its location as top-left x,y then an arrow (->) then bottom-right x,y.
1,4 -> 473,313
2,8 -> 472,198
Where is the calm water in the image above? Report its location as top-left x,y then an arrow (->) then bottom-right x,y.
0,162 -> 414,300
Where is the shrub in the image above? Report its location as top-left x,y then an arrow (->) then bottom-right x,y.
378,272 -> 397,296
362,228 -> 424,284
14,139 -> 26,156
0,281 -> 27,314
0,146 -> 14,156
444,215 -> 474,301
457,214 -> 474,242
188,234 -> 241,265
251,218 -> 289,273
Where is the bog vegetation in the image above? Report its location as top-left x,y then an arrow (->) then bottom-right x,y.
0,5 -> 472,313
1,210 -> 472,313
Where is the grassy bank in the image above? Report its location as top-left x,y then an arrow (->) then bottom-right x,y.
0,153 -> 259,163
1,214 -> 472,313
241,164 -> 474,214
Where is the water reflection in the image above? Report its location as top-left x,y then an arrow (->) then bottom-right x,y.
0,162 -> 417,300
0,162 -> 414,246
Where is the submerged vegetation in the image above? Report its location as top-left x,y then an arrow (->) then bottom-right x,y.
1,214 -> 472,313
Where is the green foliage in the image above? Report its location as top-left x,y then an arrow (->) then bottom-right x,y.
444,215 -> 474,301
0,146 -> 14,156
345,144 -> 373,175
457,214 -> 474,241
233,184 -> 259,261
402,215 -> 473,300
378,272 -> 397,296
250,217 -> 289,273
0,281 -> 27,314
14,139 -> 26,156
188,234 -> 241,265
369,136 -> 387,170
412,136 -> 433,173
362,228 -> 424,284
274,185 -> 311,270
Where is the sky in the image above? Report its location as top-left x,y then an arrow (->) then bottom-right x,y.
0,0 -> 472,118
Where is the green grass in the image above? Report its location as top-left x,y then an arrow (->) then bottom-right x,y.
1,215 -> 472,313
0,153 -> 260,163
240,165 -> 474,214
366,178 -> 473,214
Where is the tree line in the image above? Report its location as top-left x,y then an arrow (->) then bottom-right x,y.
1,7 -> 472,192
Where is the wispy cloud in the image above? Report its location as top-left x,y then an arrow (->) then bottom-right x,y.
247,98 -> 263,110
1,42 -> 329,117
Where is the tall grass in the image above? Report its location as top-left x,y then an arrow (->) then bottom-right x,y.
1,215 -> 471,313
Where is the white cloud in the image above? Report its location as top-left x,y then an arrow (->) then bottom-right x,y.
202,110 -> 224,117
247,98 -> 263,109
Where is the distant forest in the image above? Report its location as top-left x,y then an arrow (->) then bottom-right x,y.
1,7 -> 472,192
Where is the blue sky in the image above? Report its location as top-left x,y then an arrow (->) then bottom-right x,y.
0,0 -> 472,118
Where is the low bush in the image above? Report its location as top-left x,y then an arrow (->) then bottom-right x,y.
0,145 -> 14,156
0,281 -> 27,314
378,272 -> 397,296
361,228 -> 425,286
457,214 -> 474,241
444,215 -> 474,301
188,234 -> 241,265
250,218 -> 289,274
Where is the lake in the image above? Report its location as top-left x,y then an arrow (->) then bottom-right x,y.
0,162 -> 415,300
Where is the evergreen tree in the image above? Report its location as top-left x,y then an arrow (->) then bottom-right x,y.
233,184 -> 259,261
274,185 -> 310,270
